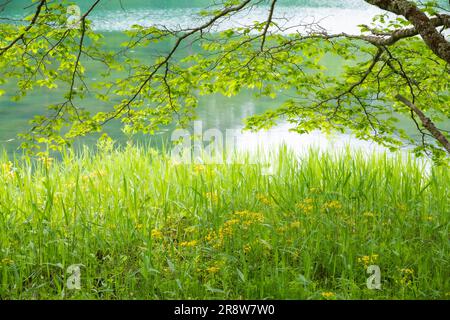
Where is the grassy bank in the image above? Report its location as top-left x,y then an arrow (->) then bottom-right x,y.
0,145 -> 449,299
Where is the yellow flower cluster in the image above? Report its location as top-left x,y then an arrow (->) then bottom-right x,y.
193,164 -> 205,174
358,254 -> 379,267
219,218 -> 240,239
151,229 -> 163,239
234,211 -> 264,225
397,268 -> 415,286
296,198 -> 314,214
200,260 -> 225,275
179,240 -> 198,247
1,161 -> 13,172
323,200 -> 342,211
1,257 -> 14,265
205,191 -> 219,203
205,266 -> 220,274
205,231 -> 216,242
321,292 -> 335,299
257,194 -> 272,206
135,223 -> 144,230
208,211 -> 264,248
107,223 -> 117,230
38,156 -> 54,168
1,161 -> 15,179
400,268 -> 414,275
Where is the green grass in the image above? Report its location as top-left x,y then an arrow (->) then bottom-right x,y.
0,144 -> 449,299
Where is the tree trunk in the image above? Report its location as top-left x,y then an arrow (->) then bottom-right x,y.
365,0 -> 450,64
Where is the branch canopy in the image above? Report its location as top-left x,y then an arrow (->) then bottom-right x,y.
365,0 -> 450,63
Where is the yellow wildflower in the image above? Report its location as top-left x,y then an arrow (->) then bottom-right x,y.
38,156 -> 54,168
216,211 -> 264,246
1,258 -> 14,265
233,211 -> 264,223
205,231 -> 216,242
1,161 -> 13,173
358,256 -> 370,265
206,266 -> 220,274
257,194 -> 272,206
151,229 -> 163,239
218,219 -> 238,239
65,182 -> 76,189
400,268 -> 414,275
397,268 -> 415,286
323,200 -> 342,211
296,198 -> 314,214
108,224 -> 117,230
205,191 -> 219,203
1,161 -> 14,179
358,254 -> 378,267
193,164 -> 205,174
179,240 -> 198,247
321,292 -> 335,299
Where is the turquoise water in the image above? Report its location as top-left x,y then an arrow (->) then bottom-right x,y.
0,0 -> 448,154
2,0 -> 385,33
2,1 -> 371,11
0,32 -> 290,153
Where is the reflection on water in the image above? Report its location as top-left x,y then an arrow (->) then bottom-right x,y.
236,124 -> 386,155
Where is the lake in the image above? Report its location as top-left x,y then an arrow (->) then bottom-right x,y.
0,0 -> 447,156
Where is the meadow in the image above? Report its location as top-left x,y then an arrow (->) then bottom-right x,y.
0,144 -> 449,299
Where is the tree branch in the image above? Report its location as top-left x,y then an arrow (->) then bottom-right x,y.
395,94 -> 450,154
364,0 -> 450,63
261,0 -> 277,51
0,0 -> 46,56
102,0 -> 253,124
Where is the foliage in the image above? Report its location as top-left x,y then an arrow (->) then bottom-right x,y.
0,146 -> 449,299
0,0 -> 449,161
